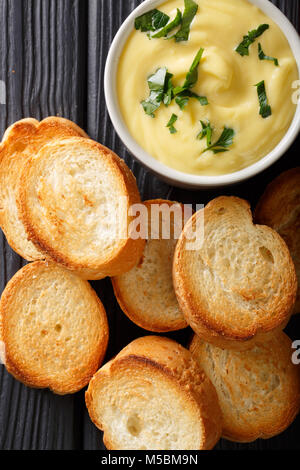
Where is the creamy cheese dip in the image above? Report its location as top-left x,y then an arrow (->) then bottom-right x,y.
117,0 -> 298,176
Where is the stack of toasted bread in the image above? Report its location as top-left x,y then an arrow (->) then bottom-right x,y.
0,117 -> 299,450
0,117 -> 145,277
0,117 -> 145,395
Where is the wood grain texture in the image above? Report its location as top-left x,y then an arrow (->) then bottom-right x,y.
0,0 -> 299,450
0,0 -> 87,450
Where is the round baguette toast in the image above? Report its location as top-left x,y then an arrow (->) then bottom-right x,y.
173,196 -> 297,350
0,117 -> 88,260
112,200 -> 187,332
190,333 -> 300,442
18,137 -> 145,280
86,336 -> 222,450
0,261 -> 109,394
255,168 -> 300,314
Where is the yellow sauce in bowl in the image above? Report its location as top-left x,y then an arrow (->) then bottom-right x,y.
117,0 -> 298,176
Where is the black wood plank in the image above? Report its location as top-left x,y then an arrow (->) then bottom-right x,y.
0,0 -> 87,450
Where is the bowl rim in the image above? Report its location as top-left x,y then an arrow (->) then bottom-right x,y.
105,0 -> 300,188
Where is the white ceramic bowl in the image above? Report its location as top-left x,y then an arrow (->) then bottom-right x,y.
105,0 -> 300,189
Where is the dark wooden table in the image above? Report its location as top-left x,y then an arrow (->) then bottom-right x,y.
0,0 -> 299,451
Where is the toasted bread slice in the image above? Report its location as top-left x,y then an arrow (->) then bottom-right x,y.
18,137 -> 145,280
0,117 -> 88,260
0,261 -> 109,394
112,200 -> 187,332
255,168 -> 300,314
173,196 -> 297,350
86,336 -> 222,450
190,332 -> 300,442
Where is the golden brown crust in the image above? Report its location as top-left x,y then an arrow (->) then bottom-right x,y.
190,333 -> 300,442
255,168 -> 300,314
18,137 -> 145,280
0,117 -> 88,260
86,336 -> 222,450
173,196 -> 297,350
112,200 -> 188,332
0,261 -> 109,394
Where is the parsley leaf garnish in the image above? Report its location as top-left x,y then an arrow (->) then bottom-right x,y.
175,95 -> 190,110
135,2 -> 199,42
189,92 -> 208,106
258,43 -> 279,66
135,10 -> 169,33
152,11 -> 170,30
152,9 -> 182,38
202,126 -> 235,154
197,120 -> 212,146
183,47 -> 204,88
163,72 -> 175,106
175,0 -> 198,42
141,49 -> 207,116
255,80 -> 272,118
173,48 -> 204,97
173,48 -> 208,108
166,114 -> 178,134
175,90 -> 208,109
236,24 -> 269,56
141,67 -> 168,117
